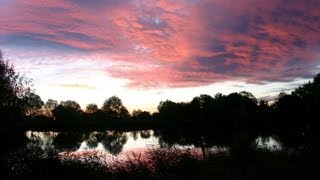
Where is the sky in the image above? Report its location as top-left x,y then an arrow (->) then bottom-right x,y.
0,0 -> 319,112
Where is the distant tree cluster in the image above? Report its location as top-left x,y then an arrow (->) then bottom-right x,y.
41,96 -> 132,127
156,74 -> 320,154
272,74 -> 320,149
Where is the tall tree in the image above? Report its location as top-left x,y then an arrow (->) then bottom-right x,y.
190,94 -> 215,123
102,96 -> 129,120
274,74 -> 320,149
0,50 -> 32,129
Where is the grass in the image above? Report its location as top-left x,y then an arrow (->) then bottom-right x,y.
4,146 -> 320,180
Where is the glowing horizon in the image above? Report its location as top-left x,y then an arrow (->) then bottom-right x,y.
1,0 -> 319,112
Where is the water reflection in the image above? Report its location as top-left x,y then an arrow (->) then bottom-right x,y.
140,130 -> 151,139
54,132 -> 85,151
88,131 -> 127,155
25,130 -> 158,156
26,131 -> 57,155
25,130 -> 282,158
256,136 -> 282,151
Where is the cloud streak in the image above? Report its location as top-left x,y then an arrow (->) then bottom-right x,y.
51,83 -> 96,90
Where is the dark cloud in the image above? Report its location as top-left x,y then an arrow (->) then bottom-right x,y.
2,34 -> 78,51
232,16 -> 250,33
253,16 -> 265,25
205,40 -> 227,52
62,32 -> 98,43
292,38 -> 307,49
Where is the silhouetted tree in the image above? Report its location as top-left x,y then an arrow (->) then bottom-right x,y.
258,100 -> 270,113
0,50 -> 33,176
44,99 -> 58,116
102,96 -> 129,120
45,99 -> 58,109
52,100 -> 83,126
240,91 -> 258,104
60,100 -> 81,111
225,92 -> 257,120
273,92 -> 307,149
83,103 -> 108,125
190,94 -> 215,124
191,94 -> 214,110
256,100 -> 273,137
292,74 -> 320,141
157,100 -> 176,119
272,74 -> 320,150
23,92 -> 44,116
0,50 -> 32,129
86,103 -> 98,114
157,100 -> 190,123
132,109 -> 151,121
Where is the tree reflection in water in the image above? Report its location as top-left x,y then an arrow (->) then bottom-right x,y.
26,131 -> 57,155
53,132 -> 85,152
85,132 -> 99,148
140,130 -> 151,139
25,131 -> 129,155
130,131 -> 139,141
85,131 -> 128,155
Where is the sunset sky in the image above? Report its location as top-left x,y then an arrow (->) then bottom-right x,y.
1,0 -> 319,112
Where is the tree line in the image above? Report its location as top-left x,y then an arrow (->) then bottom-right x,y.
27,96 -> 154,128
1,50 -> 320,151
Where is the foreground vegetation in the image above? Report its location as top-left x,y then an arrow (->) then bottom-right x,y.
6,145 -> 320,180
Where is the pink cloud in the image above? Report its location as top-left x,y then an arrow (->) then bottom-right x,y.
1,0 -> 320,89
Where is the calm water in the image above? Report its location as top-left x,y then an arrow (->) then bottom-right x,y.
24,130 -> 281,158
24,130 -> 207,164
3,130 -> 283,177
25,130 -> 160,156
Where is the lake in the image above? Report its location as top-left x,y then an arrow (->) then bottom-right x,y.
25,130 -> 160,156
23,130 -> 281,161
4,129 -> 282,178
